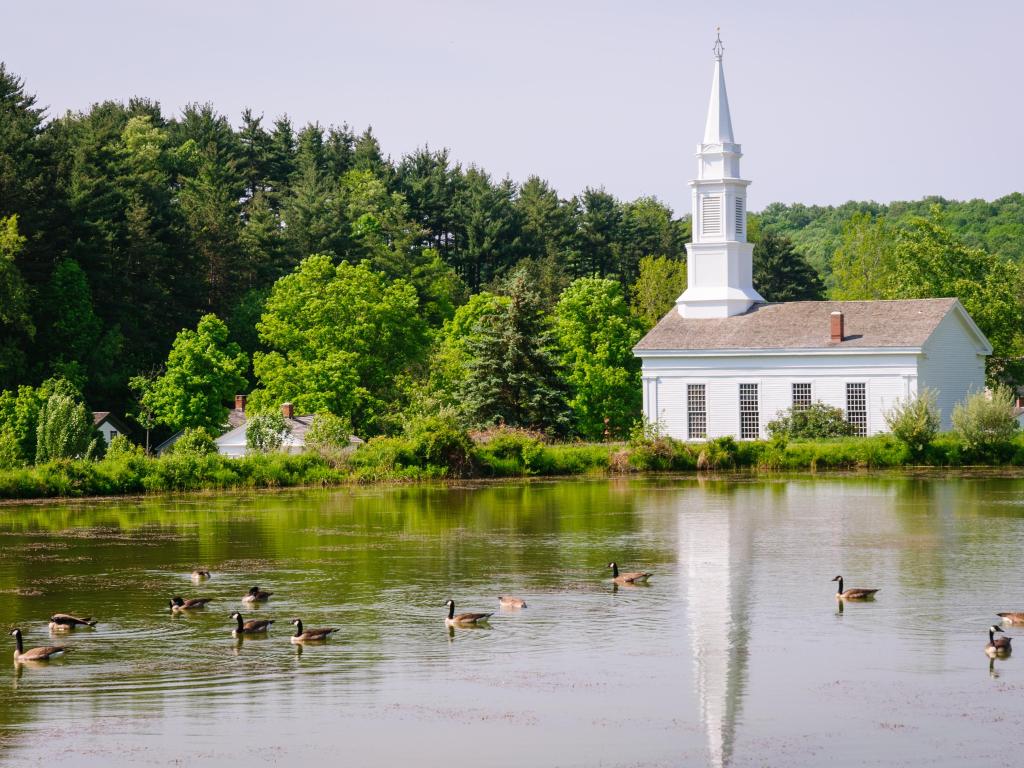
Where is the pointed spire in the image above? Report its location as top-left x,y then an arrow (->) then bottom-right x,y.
702,28 -> 735,145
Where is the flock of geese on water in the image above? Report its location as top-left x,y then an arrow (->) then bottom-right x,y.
8,567 -> 1018,663
9,562 -> 652,664
830,575 -> 1017,658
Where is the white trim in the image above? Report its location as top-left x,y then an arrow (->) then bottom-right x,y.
635,346 -> 924,358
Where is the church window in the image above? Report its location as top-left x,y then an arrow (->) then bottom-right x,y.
735,197 -> 745,237
687,384 -> 706,439
701,196 -> 722,236
846,383 -> 867,436
739,383 -> 759,439
792,383 -> 812,410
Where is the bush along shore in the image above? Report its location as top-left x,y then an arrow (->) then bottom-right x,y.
3,422 -> 1024,500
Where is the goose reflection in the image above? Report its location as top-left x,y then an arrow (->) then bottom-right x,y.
679,499 -> 755,768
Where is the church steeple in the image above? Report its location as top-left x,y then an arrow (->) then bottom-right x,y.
676,30 -> 764,319
702,30 -> 735,145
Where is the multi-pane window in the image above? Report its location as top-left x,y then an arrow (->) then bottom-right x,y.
846,382 -> 867,436
792,382 -> 812,410
687,384 -> 707,440
739,383 -> 759,439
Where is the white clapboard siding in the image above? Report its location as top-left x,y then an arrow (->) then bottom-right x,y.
918,310 -> 987,430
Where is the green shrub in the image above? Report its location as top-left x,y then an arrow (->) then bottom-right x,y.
105,434 -> 143,460
404,409 -> 474,476
884,389 -> 940,458
767,402 -> 856,439
35,393 -> 100,462
246,412 -> 289,454
0,429 -> 24,469
626,418 -> 678,471
172,427 -> 217,457
696,436 -> 739,470
951,386 -> 1019,461
305,412 -> 355,457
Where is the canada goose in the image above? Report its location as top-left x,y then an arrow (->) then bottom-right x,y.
242,586 -> 273,603
985,625 -> 1012,657
230,612 -> 273,635
444,599 -> 493,627
498,596 -> 527,609
997,612 -> 1024,624
190,569 -> 211,581
10,629 -> 67,662
608,562 -> 652,585
290,619 -> 338,643
48,614 -> 97,631
831,575 -> 879,600
169,596 -> 212,612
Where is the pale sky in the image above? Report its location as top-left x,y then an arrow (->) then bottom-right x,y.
2,0 -> 1020,215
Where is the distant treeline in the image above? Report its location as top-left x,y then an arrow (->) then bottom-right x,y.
1,61 -> 1022,455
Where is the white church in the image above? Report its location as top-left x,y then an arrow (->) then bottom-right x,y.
634,34 -> 992,440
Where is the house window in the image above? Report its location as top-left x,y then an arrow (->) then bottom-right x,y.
701,196 -> 722,236
846,383 -> 867,436
739,383 -> 759,439
108,430 -> 118,441
792,383 -> 812,410
735,197 -> 745,238
687,384 -> 707,439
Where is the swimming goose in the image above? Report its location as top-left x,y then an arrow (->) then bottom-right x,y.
191,569 -> 211,581
290,619 -> 338,643
169,597 -> 212,612
985,625 -> 1012,657
832,576 -> 879,600
242,586 -> 273,603
498,596 -> 527,609
444,599 -> 493,627
997,612 -> 1024,624
608,562 -> 652,585
230,612 -> 274,635
48,614 -> 97,631
10,629 -> 67,662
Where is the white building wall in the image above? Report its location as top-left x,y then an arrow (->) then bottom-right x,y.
918,310 -> 988,430
641,352 -> 920,440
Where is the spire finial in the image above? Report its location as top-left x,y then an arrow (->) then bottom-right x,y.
713,27 -> 724,60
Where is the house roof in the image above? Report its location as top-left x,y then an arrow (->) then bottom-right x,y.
634,298 -> 988,353
215,414 -> 365,447
92,411 -> 132,434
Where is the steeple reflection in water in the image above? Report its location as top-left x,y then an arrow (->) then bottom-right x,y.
679,497 -> 754,768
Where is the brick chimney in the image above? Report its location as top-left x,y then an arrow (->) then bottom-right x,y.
235,394 -> 247,412
830,311 -> 844,343
281,402 -> 293,419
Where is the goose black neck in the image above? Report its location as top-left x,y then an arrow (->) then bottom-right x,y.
610,564 -> 619,578
990,628 -> 996,644
448,602 -> 455,619
836,577 -> 843,595
293,620 -> 303,637
235,614 -> 244,630
13,631 -> 22,655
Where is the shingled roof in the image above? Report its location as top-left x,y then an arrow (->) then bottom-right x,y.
634,298 -> 969,352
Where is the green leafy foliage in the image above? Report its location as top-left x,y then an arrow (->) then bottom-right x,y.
304,412 -> 355,457
951,386 -> 1019,461
171,427 -> 217,457
144,314 -> 248,433
552,277 -> 642,439
884,389 -> 941,457
246,412 -> 289,454
35,393 -> 99,462
766,402 -> 856,439
630,255 -> 686,330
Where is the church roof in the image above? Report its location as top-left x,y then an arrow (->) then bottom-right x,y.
635,298 -> 971,352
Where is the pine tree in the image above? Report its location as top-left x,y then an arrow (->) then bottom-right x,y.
753,231 -> 825,302
460,270 -> 569,433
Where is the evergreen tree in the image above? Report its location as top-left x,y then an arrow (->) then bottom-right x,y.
573,187 -> 623,278
0,216 -> 34,388
460,270 -> 569,433
753,231 -> 825,302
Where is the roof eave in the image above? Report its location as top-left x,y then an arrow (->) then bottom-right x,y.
634,346 -> 925,358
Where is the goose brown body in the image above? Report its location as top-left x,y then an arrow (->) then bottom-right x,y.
48,613 -> 97,631
10,629 -> 67,661
242,586 -> 273,603
230,612 -> 273,635
169,597 -> 212,612
498,596 -> 527,609
832,576 -> 879,600
997,612 -> 1024,624
608,562 -> 652,585
986,625 -> 1013,657
445,599 -> 493,626
290,619 -> 338,643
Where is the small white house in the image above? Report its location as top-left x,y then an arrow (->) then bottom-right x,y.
93,412 -> 132,446
215,401 -> 363,458
633,34 -> 992,440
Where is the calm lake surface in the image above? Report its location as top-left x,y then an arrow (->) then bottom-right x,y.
1,475 -> 1022,767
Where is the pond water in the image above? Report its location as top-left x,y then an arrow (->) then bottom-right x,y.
1,475 -> 1022,766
